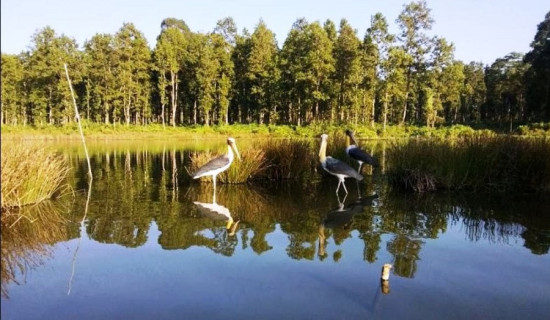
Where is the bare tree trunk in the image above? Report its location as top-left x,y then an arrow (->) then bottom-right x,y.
170,71 -> 176,127
193,100 -> 197,125
383,92 -> 388,133
371,97 -> 376,128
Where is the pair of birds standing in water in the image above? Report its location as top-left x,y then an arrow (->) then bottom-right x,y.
191,130 -> 378,195
319,130 -> 379,194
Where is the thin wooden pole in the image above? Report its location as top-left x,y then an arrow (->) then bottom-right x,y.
64,63 -> 93,180
64,63 -> 93,295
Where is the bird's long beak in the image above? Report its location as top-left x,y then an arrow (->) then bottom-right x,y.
232,144 -> 241,161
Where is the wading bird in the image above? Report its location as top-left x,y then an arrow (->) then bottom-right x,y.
345,129 -> 379,173
191,137 -> 241,192
319,133 -> 363,194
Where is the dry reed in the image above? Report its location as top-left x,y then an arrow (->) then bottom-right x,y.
387,136 -> 550,193
1,141 -> 71,210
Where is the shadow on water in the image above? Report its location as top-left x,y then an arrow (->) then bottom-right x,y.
2,146 -> 550,304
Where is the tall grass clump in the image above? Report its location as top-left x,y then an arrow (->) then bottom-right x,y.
387,136 -> 550,193
1,141 -> 71,210
259,138 -> 317,180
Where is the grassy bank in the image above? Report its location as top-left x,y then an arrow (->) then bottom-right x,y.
1,141 -> 71,211
6,122 -> 549,140
387,136 -> 550,193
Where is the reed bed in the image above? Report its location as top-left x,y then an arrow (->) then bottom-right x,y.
1,141 -> 71,210
259,138 -> 317,180
387,136 -> 550,193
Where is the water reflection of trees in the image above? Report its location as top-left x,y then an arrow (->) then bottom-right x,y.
63,149 -> 550,270
1,201 -> 77,298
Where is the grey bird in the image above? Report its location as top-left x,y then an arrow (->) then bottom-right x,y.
319,133 -> 363,194
345,129 -> 379,173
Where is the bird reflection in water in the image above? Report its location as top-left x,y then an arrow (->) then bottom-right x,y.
318,193 -> 379,261
193,200 -> 240,236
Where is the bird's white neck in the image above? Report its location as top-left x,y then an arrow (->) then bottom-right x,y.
319,138 -> 327,162
227,144 -> 234,161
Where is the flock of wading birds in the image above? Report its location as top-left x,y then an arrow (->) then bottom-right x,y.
190,129 -> 393,283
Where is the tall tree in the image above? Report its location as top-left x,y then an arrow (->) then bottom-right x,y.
524,11 -> 550,122
214,17 -> 238,47
484,52 -> 527,130
231,30 -> 252,123
384,47 -> 410,126
280,19 -> 334,124
396,0 -> 434,124
25,27 -> 81,125
427,37 -> 463,126
246,20 -> 279,124
1,54 -> 24,125
112,23 -> 151,125
192,33 -> 219,126
363,13 -> 394,127
461,62 -> 486,123
211,32 -> 234,124
153,25 -> 187,126
84,33 -> 116,124
333,19 -> 362,123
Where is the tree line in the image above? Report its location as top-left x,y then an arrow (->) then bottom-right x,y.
2,1 -> 549,130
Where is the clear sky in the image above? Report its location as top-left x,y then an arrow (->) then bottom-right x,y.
1,0 -> 548,65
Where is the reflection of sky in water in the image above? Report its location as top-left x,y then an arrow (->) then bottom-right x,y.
3,216 -> 550,320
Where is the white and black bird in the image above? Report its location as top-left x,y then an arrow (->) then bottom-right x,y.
345,129 -> 379,173
191,137 -> 241,191
319,133 -> 363,194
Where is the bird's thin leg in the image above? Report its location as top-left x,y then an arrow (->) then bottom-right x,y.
336,180 -> 342,194
356,179 -> 361,198
357,163 -> 363,173
341,179 -> 349,194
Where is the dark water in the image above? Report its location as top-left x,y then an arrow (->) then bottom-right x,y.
2,140 -> 550,320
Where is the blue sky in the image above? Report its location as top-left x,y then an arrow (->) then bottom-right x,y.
1,0 -> 548,65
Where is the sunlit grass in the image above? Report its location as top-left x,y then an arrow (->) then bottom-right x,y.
1,141 -> 71,210
387,136 -> 550,193
7,122 -> 543,140
259,138 -> 316,180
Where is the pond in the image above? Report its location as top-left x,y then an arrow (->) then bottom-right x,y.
2,138 -> 550,320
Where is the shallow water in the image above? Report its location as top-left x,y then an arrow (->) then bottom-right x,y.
2,140 -> 550,320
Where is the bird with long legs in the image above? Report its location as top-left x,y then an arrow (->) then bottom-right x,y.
345,129 -> 379,173
319,133 -> 363,194
191,137 -> 241,194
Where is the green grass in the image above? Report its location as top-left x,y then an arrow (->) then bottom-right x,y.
387,136 -> 550,193
6,122 -> 544,140
1,140 -> 71,210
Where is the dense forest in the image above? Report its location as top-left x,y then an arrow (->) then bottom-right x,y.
1,1 -> 549,130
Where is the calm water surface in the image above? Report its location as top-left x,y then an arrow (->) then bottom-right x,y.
2,139 -> 550,320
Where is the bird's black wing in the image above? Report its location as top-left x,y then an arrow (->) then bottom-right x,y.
325,157 -> 363,181
348,147 -> 379,167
